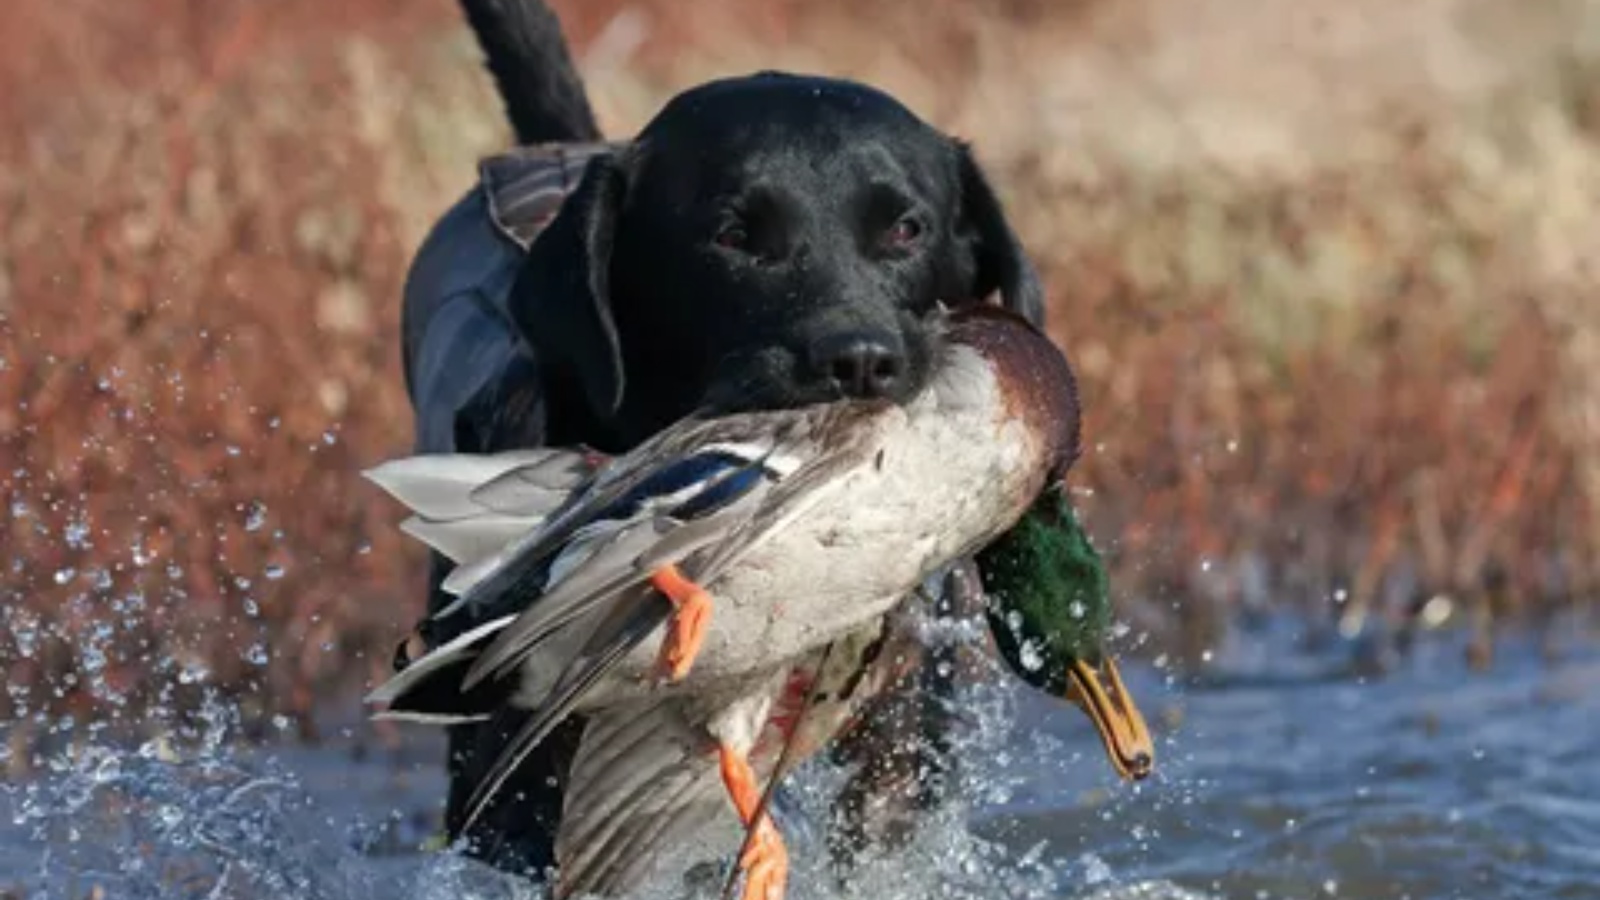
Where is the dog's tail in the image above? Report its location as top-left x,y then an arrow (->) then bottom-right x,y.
458,0 -> 602,145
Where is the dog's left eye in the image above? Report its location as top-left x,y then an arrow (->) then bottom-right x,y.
714,224 -> 750,251
883,216 -> 924,249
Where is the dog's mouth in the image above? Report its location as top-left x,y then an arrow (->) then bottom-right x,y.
697,349 -> 864,415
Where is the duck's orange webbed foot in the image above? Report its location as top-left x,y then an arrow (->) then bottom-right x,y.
652,564 -> 713,682
718,742 -> 789,900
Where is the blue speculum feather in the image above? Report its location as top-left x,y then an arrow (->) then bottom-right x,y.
602,450 -> 773,523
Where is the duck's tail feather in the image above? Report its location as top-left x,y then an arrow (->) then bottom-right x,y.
402,513 -> 533,566
461,593 -> 671,836
364,449 -> 588,521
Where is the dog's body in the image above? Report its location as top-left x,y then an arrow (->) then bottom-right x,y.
399,0 -> 1045,878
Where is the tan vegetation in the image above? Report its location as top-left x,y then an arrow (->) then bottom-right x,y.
2,0 -> 1596,749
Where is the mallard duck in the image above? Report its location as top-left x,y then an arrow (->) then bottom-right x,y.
363,306 -> 1150,899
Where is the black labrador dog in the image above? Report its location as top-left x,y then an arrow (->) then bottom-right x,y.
398,0 -> 1045,878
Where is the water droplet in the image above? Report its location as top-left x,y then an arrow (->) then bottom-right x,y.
10,500 -> 29,518
63,519 -> 91,549
1081,854 -> 1113,885
322,431 -> 337,446
53,567 -> 76,585
245,644 -> 269,666
1018,639 -> 1044,672
226,445 -> 241,457
1068,600 -> 1086,619
244,501 -> 267,532
264,563 -> 285,580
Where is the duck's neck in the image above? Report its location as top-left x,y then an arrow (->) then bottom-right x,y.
976,487 -> 1111,686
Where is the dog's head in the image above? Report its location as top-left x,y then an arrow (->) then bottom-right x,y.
508,72 -> 1044,446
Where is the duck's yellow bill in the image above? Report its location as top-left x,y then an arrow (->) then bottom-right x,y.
1064,657 -> 1154,781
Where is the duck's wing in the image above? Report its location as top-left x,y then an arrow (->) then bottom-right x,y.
362,615 -> 516,725
423,413 -> 804,623
460,467 -> 778,689
365,424 -> 797,726
553,701 -> 733,899
460,591 -> 673,836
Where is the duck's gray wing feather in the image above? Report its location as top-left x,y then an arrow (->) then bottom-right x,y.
460,591 -> 671,834
466,450 -> 605,516
365,613 -> 517,708
553,701 -> 730,899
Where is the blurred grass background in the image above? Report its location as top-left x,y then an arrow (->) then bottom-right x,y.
2,0 -> 1598,750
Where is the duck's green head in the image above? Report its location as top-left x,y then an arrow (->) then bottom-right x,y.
976,486 -> 1154,781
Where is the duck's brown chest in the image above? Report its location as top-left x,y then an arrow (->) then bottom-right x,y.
748,614 -> 921,772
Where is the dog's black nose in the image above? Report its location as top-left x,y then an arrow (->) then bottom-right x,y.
812,333 -> 907,399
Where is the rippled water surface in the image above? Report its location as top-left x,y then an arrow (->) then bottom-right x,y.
3,621 -> 1597,900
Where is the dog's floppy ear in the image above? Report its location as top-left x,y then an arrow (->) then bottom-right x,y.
954,142 -> 1046,327
506,153 -> 631,418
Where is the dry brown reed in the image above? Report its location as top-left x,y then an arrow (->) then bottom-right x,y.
2,0 -> 1596,747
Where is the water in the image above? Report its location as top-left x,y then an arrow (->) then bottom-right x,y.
2,619 -> 1596,900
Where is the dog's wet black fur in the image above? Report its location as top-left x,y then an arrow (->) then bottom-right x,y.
398,0 -> 1045,878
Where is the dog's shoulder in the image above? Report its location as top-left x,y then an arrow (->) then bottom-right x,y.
479,141 -> 623,249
